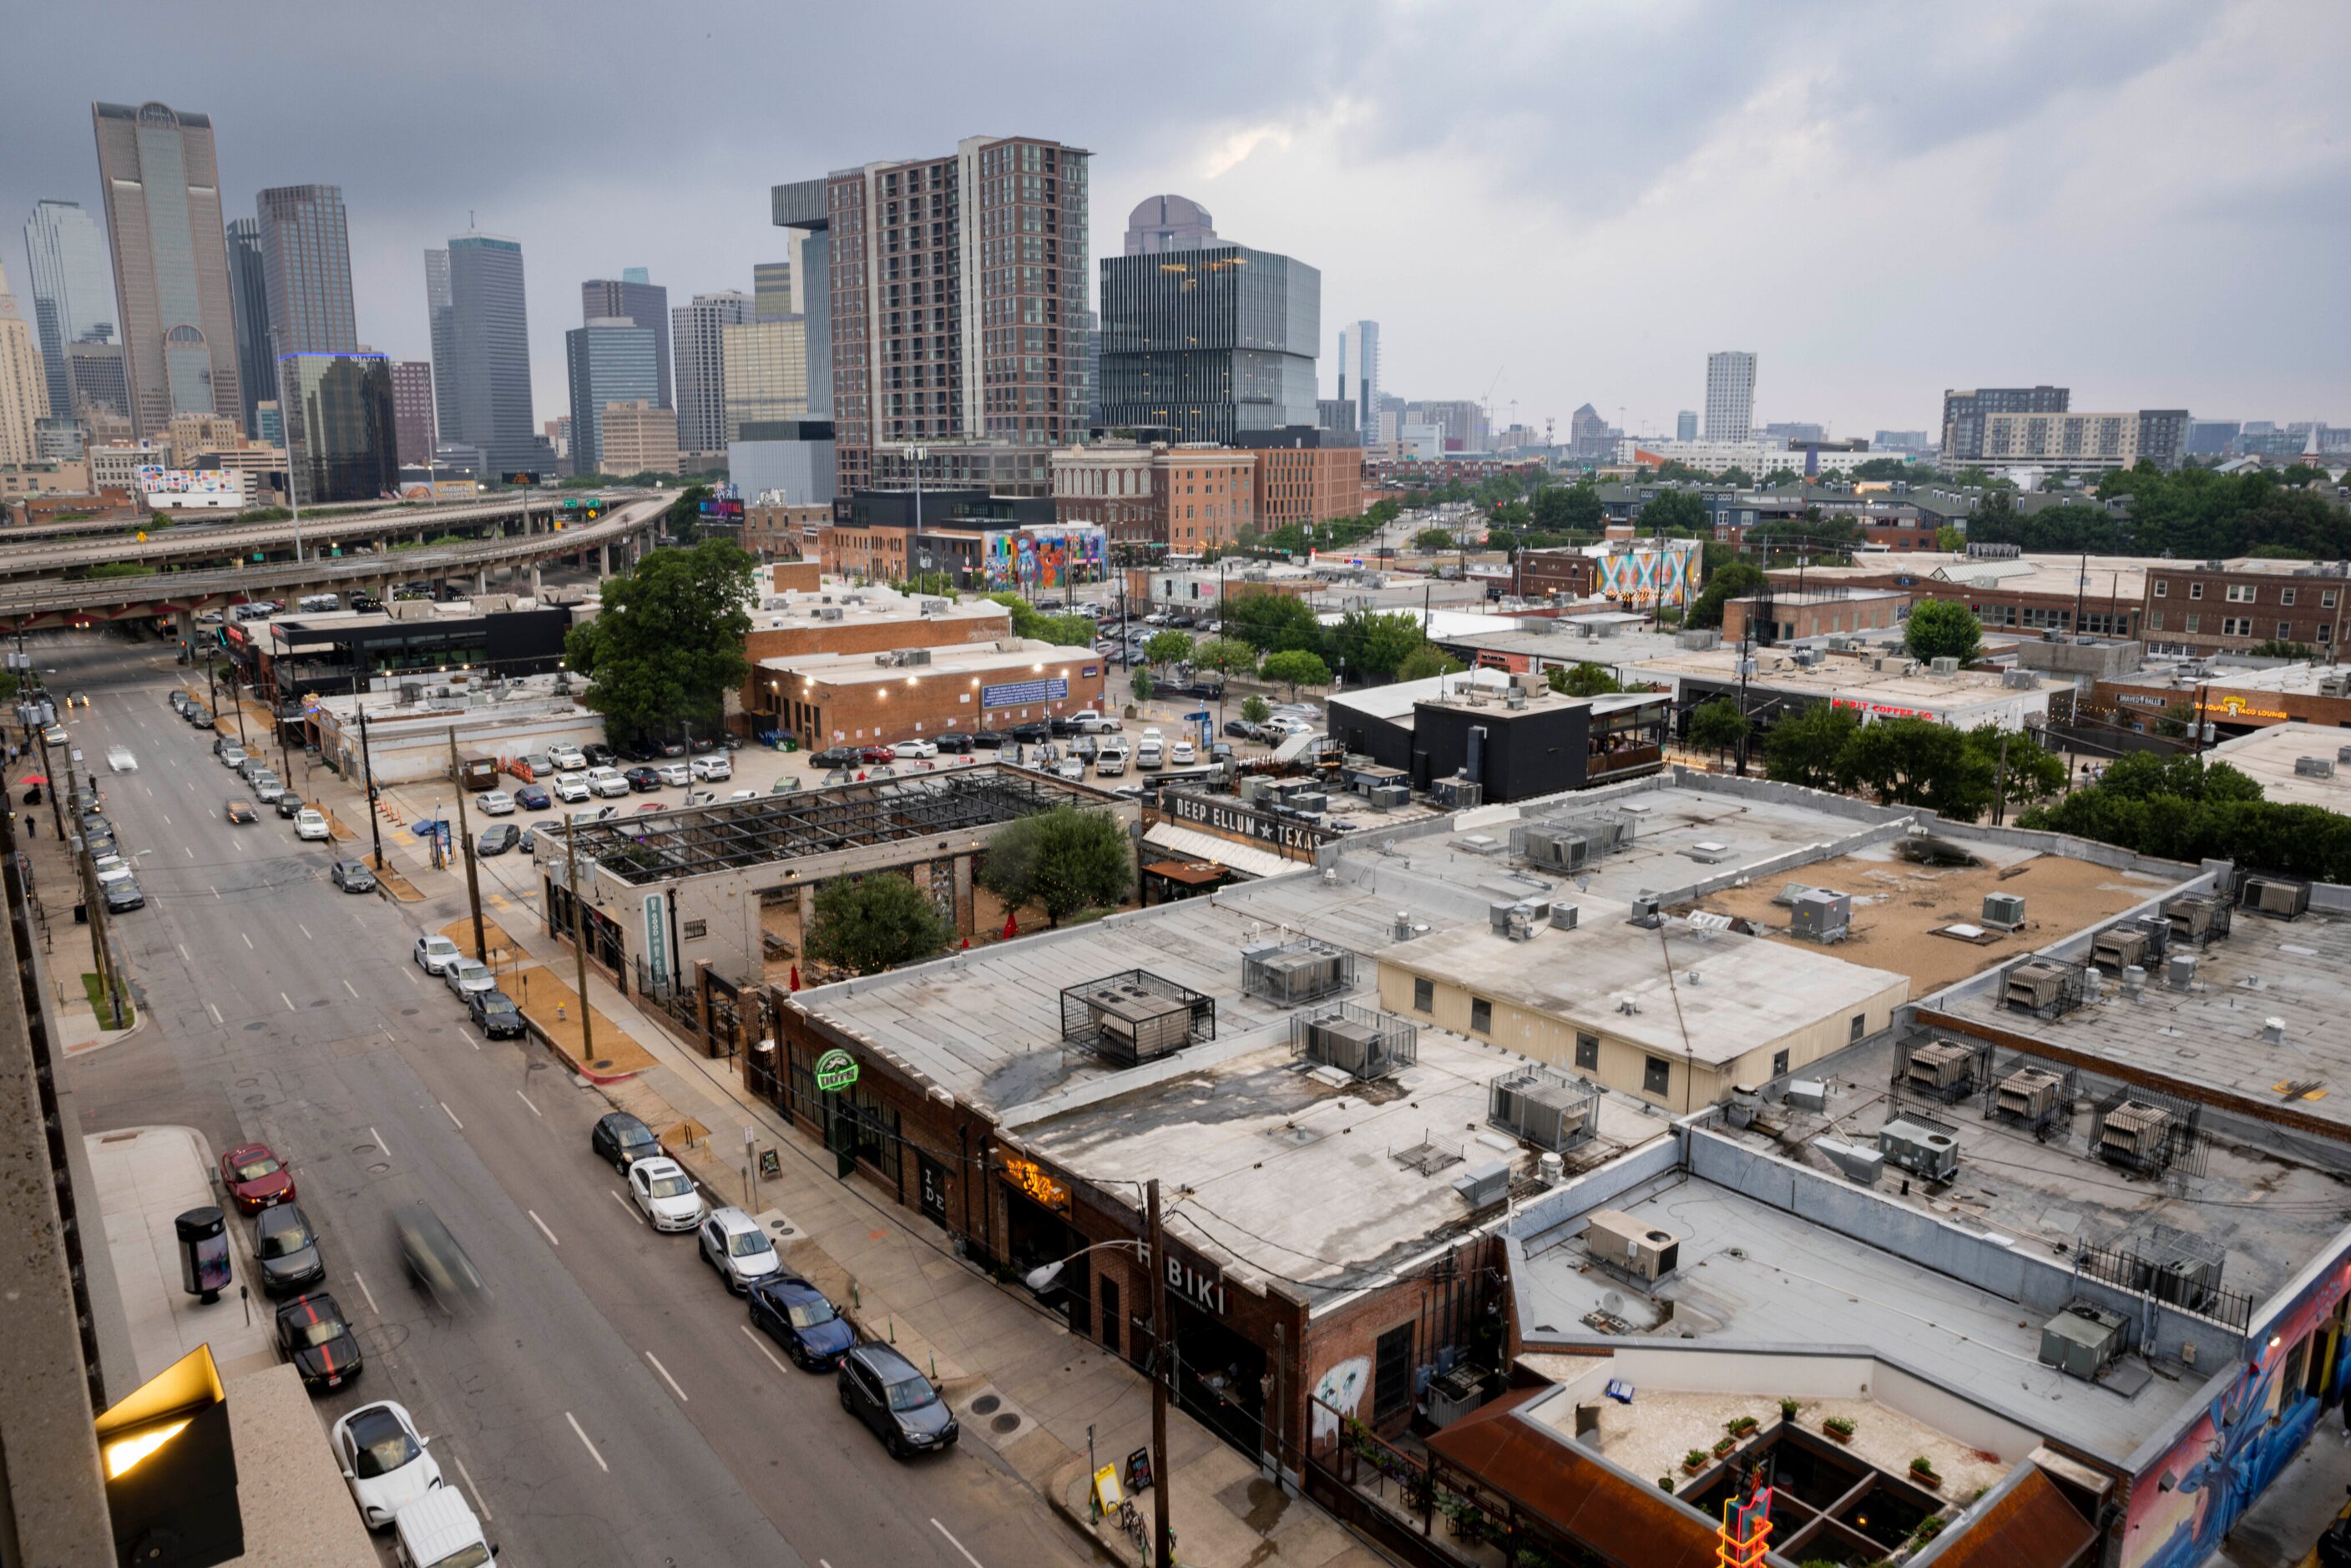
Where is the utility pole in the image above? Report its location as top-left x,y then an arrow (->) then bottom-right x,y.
1992,729 -> 2011,827
356,698 -> 385,872
73,773 -> 121,1029
448,728 -> 485,960
563,815 -> 596,1062
1734,630 -> 1753,777
1147,1177 -> 1172,1568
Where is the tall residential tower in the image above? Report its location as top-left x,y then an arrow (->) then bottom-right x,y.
1703,351 -> 1755,441
1337,321 -> 1379,448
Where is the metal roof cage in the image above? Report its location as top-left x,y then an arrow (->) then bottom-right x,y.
1288,1000 -> 1417,1082
1241,938 -> 1357,1007
1981,1055 -> 2080,1141
2075,1222 -> 2242,1326
2089,1085 -> 2207,1178
1059,969 -> 1216,1066
1892,1036 -> 1993,1105
1486,1064 -> 1600,1155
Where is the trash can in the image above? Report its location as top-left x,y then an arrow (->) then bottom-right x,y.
781,738 -> 798,753
174,1206 -> 233,1303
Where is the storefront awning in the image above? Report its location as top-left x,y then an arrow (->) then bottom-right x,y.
1140,822 -> 1302,882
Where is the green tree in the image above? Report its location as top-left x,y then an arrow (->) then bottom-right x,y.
1851,458 -> 1913,483
2247,639 -> 2317,660
1413,526 -> 1456,551
1144,630 -> 1197,667
1715,466 -> 1754,488
1839,717 -> 1993,817
1396,645 -> 1464,682
1261,649 -> 1333,697
1327,609 -> 1428,680
1965,724 -> 2066,819
1192,637 -> 1258,680
1686,696 -> 1752,760
663,483 -> 712,544
1225,591 -> 1326,655
1761,468 -> 1802,488
1762,704 -> 1863,792
978,807 -> 1135,928
1638,489 -> 1708,534
1240,694 -> 1272,725
1934,524 -> 1966,552
802,874 -> 953,975
1533,483 -> 1602,534
1546,661 -> 1624,698
1130,667 -> 1155,702
564,539 -> 757,746
1904,600 -> 1983,664
1687,562 -> 1765,630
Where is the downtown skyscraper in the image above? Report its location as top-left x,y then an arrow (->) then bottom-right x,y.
671,291 -> 749,466
257,185 -> 358,362
580,273 -> 670,410
1337,321 -> 1380,445
90,100 -> 243,437
430,232 -> 545,476
1703,350 -> 1756,441
224,218 -> 274,436
0,263 -> 51,465
19,198 -> 116,420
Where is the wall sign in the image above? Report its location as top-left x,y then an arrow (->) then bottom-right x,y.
1165,791 -> 1344,854
814,1048 -> 860,1092
642,893 -> 670,989
1001,1155 -> 1070,1215
981,676 -> 1068,710
1167,1252 -> 1229,1316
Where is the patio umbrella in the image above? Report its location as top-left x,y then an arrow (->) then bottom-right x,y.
18,774 -> 46,786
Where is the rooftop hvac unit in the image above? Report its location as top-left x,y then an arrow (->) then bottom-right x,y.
1788,888 -> 1851,942
1628,894 -> 1661,926
1239,776 -> 1277,804
2092,925 -> 2151,973
1059,969 -> 1212,1065
1090,992 -> 1193,1056
1583,1209 -> 1681,1283
1423,1365 -> 1489,1429
1991,1065 -> 2069,1133
2340,744 -> 2351,763
815,606 -> 844,620
1792,649 -> 1822,667
1368,784 -> 1411,808
1241,939 -> 1353,1006
2166,952 -> 2198,990
1878,1113 -> 1960,1182
398,682 -> 422,705
1903,1039 -> 1979,1099
1550,903 -> 1580,932
2005,959 -> 2073,1016
2323,675 -> 2351,700
1288,792 -> 1329,814
1292,1002 -> 1416,1081
1487,1064 -> 1600,1154
1519,827 -> 1593,873
2003,669 -> 2041,690
2165,893 -> 2229,945
1504,691 -> 1528,710
2097,1099 -> 2176,1168
2241,876 -> 2310,920
2039,1303 -> 2131,1381
1450,1161 -> 1510,1211
900,648 -> 932,666
1929,656 -> 1960,675
918,598 -> 950,615
1430,776 -> 1483,810
1817,1137 -> 1885,1186
1982,893 -> 2027,929
2293,756 -> 2337,779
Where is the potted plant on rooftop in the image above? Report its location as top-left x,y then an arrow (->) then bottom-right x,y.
1683,1449 -> 1709,1474
1909,1455 -> 1941,1489
1823,1415 -> 1855,1444
1727,1414 -> 1760,1439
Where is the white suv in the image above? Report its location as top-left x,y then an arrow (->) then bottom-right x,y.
655,762 -> 691,788
690,754 -> 732,781
552,771 -> 591,803
586,766 -> 629,798
549,745 -> 587,770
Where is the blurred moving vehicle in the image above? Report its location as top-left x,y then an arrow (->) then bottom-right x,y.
394,1203 -> 486,1308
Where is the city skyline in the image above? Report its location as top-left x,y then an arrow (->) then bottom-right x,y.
0,4 -> 2343,446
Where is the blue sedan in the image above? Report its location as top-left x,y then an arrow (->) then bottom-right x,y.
514,783 -> 553,811
747,1274 -> 856,1369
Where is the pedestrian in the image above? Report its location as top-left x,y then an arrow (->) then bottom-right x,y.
23,815 -> 32,840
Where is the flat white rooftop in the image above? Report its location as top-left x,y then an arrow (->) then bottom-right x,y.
757,638 -> 1095,689
2204,722 -> 2351,809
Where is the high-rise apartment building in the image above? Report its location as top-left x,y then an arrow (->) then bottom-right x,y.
440,232 -> 544,476
1097,242 -> 1319,443
278,352 -> 395,504
1123,194 -> 1216,255
721,318 -> 810,441
565,318 -> 660,475
257,185 -> 358,373
580,274 -> 671,408
752,260 -> 795,323
224,218 -> 273,435
390,359 -> 435,466
91,100 -> 244,437
1412,399 -> 1486,453
1702,351 -> 1756,441
1568,403 -> 1614,462
773,134 -> 1091,506
1939,387 -> 2070,464
0,264 -> 52,465
20,199 -> 116,420
771,193 -> 833,420
1676,410 -> 1697,442
599,400 -> 678,477
423,248 -> 458,438
1336,321 -> 1379,455
672,291 -> 749,463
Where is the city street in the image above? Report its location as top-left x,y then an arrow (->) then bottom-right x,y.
38,629 -> 1091,1568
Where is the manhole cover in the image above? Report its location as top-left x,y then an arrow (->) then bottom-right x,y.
311,999 -> 331,1008
592,1059 -> 613,1070
401,1008 -> 419,1016
971,1393 -> 1001,1415
245,1021 -> 266,1031
235,1076 -> 259,1087
352,1145 -> 377,1156
243,1095 -> 265,1106
992,1414 -> 1021,1434
368,1161 -> 391,1174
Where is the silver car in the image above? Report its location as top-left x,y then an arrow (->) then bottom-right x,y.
697,1206 -> 781,1293
442,958 -> 495,1000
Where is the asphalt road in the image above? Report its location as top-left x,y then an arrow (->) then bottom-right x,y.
42,630 -> 1090,1568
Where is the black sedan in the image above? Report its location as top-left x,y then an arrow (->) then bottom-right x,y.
933,733 -> 975,755
251,1203 -> 326,1296
582,744 -> 617,768
623,766 -> 662,792
590,1110 -> 660,1169
468,989 -> 525,1039
276,794 -> 306,819
1008,721 -> 1051,743
274,1291 -> 363,1391
329,860 -> 377,893
811,746 -> 862,768
478,823 -> 521,857
102,879 -> 144,913
968,730 -> 1006,750
750,1274 -> 857,1370
1224,720 -> 1261,739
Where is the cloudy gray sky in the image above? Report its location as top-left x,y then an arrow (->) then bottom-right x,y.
8,0 -> 2347,440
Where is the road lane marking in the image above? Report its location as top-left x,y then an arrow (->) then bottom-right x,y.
610,1190 -> 642,1225
528,1209 -> 559,1247
515,1090 -> 540,1118
281,992 -> 295,1011
240,932 -> 252,948
205,1002 -> 222,1024
741,1323 -> 788,1373
564,1411 -> 607,1472
452,1453 -> 492,1520
402,969 -> 418,986
351,1270 -> 380,1315
441,1101 -> 463,1130
370,1125 -> 391,1161
177,943 -> 189,962
297,922 -> 311,939
342,979 -> 358,997
645,1350 -> 689,1403
210,885 -> 218,899
185,847 -> 194,858
933,1519 -> 986,1568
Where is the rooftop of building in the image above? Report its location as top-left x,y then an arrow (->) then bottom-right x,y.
1727,586 -> 1911,608
2105,656 -> 2350,699
755,637 -> 1095,688
258,597 -> 550,645
304,670 -> 588,726
2204,723 -> 2351,808
747,579 -> 1009,635
2155,556 -> 2351,579
1329,666 -> 1664,725
1628,644 -> 2075,705
1782,551 -> 2168,598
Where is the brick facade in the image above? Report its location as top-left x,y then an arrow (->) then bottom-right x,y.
1721,589 -> 1909,645
2142,564 -> 2347,655
1514,549 -> 1600,599
753,643 -> 1105,747
1156,450 -> 1255,549
1251,443 -> 1363,533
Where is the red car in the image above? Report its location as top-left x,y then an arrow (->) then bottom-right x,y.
220,1141 -> 296,1212
857,744 -> 896,764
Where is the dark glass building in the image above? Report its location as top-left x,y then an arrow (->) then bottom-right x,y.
1097,244 -> 1319,444
278,352 -> 396,504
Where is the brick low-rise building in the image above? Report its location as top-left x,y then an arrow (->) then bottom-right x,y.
1238,432 -> 1363,533
749,637 -> 1106,750
735,581 -> 1016,722
1051,441 -> 1256,549
1720,587 -> 1909,645
2141,559 -> 2348,656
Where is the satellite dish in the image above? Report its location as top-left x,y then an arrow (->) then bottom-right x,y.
1602,1291 -> 1625,1315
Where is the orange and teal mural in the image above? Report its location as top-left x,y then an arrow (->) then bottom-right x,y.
1595,540 -> 1700,608
982,526 -> 1107,592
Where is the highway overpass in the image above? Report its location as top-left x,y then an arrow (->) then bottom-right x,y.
0,495 -> 670,632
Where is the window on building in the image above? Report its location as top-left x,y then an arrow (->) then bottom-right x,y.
1772,1049 -> 1790,1078
1373,1323 -> 1415,1422
2282,588 -> 2297,607
2153,580 -> 2168,597
2222,617 -> 2253,638
1642,1055 -> 1671,1098
2185,615 -> 2201,633
2278,621 -> 2293,640
1413,977 -> 1433,1013
2226,584 -> 2257,604
2188,582 -> 2203,599
1469,998 -> 1492,1034
2325,591 -> 2339,609
2147,611 -> 2164,631
1849,1013 -> 1867,1043
1575,1032 -> 1600,1071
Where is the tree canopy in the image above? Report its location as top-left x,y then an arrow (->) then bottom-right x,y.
1261,649 -> 1333,695
1532,483 -> 1603,534
978,807 -> 1134,928
1327,609 -> 1428,680
1395,645 -> 1464,682
1191,637 -> 1259,678
1761,710 -> 2063,822
1636,489 -> 1709,534
984,592 -> 1095,647
1143,630 -> 1196,667
802,873 -> 953,976
1972,464 -> 2350,559
564,539 -> 758,746
1686,696 -> 1752,758
1546,661 -> 1624,698
1224,591 -> 1327,655
1904,600 -> 1983,664
1413,526 -> 1457,551
2020,753 -> 2351,883
1687,562 -> 1765,630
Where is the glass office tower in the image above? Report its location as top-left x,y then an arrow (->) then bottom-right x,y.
279,352 -> 396,504
1097,244 -> 1319,443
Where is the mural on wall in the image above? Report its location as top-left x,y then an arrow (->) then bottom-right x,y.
1595,540 -> 1700,608
982,526 -> 1107,591
1309,1356 -> 1371,1441
2124,1263 -> 2350,1568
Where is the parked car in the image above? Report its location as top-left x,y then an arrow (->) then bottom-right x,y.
185,704 -> 213,726
657,738 -> 687,758
549,745 -> 588,771
837,1343 -> 958,1458
225,799 -> 258,825
329,1400 -> 443,1531
1266,715 -> 1313,736
581,743 -> 617,768
699,1206 -> 781,1293
478,789 -> 516,816
219,745 -> 248,771
1008,721 -> 1051,743
589,1110 -> 660,1170
220,1141 -> 296,1212
624,765 -> 662,792
102,878 -> 144,913
412,934 -> 461,974
442,959 -> 494,1000
475,823 -> 519,857
251,1202 -> 326,1295
518,753 -> 555,781
857,744 -> 896,765
1224,719 -> 1261,740
514,784 -> 552,812
552,772 -> 591,803
106,746 -> 137,772
170,690 -> 190,714
933,733 -> 975,755
387,1488 -> 493,1568
92,854 -> 134,887
331,861 -> 377,893
892,739 -> 937,760
1170,737 -> 1197,765
296,808 -> 331,842
585,766 -> 629,798
251,773 -> 286,805
626,1156 -> 706,1233
768,778 -> 801,796
658,761 -> 695,787
811,746 -> 861,768
1094,744 -> 1129,776
748,1273 -> 856,1369
276,793 -> 307,819
690,753 -> 733,781
468,989 -> 524,1039
274,1291 -> 363,1392
968,730 -> 1007,749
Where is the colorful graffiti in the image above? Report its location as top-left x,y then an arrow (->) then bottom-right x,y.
1595,541 -> 1700,608
2124,1262 -> 2351,1568
1309,1356 -> 1370,1441
982,526 -> 1108,591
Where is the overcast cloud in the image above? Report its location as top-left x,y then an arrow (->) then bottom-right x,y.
7,0 -> 2345,439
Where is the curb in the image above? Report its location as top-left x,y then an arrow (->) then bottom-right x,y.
1045,1454 -> 1125,1565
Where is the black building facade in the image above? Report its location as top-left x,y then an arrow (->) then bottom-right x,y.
279,352 -> 397,504
1329,685 -> 1670,802
1097,245 -> 1319,444
242,605 -> 574,703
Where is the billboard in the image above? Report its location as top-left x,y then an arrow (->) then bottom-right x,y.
980,525 -> 1107,590
698,498 -> 745,520
135,468 -> 248,510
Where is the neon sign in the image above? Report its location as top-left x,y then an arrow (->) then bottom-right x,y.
1002,1156 -> 1070,1215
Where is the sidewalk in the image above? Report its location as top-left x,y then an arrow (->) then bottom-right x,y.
326,763 -> 1384,1566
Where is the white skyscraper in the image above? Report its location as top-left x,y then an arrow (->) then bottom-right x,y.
1704,351 -> 1756,441
0,262 -> 53,464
